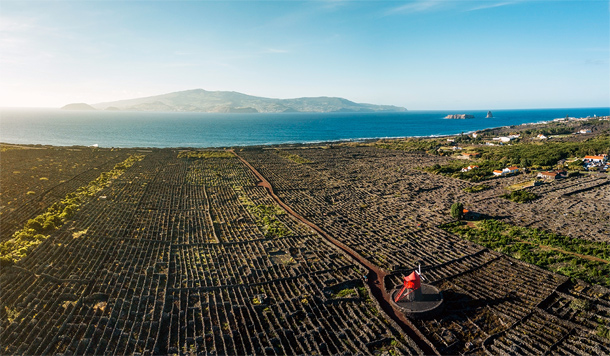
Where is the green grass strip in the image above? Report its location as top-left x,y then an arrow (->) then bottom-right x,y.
0,154 -> 145,266
234,186 -> 292,238
440,219 -> 610,287
178,150 -> 233,159
500,190 -> 538,203
276,150 -> 312,164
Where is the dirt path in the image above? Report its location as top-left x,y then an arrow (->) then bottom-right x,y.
231,150 -> 439,355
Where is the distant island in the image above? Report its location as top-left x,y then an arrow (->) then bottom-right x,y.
61,89 -> 407,113
445,114 -> 474,119
60,103 -> 95,110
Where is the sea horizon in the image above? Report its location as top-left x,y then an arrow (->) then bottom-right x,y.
1,107 -> 608,148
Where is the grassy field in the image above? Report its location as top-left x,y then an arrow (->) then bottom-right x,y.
441,219 -> 610,287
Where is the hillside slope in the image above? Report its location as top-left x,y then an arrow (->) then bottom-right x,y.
90,89 -> 406,113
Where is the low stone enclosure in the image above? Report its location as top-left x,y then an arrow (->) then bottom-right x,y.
0,149 -> 421,355
239,145 -> 610,355
1,144 -> 609,355
0,146 -> 130,239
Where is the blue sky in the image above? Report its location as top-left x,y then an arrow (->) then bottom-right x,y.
1,0 -> 608,109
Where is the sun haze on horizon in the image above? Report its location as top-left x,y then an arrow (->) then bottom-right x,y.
0,0 -> 608,110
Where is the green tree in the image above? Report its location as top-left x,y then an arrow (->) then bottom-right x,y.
450,202 -> 464,220
567,159 -> 583,171
520,158 -> 530,168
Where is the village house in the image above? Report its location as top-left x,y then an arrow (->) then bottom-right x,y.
461,165 -> 479,172
493,166 -> 519,177
536,134 -> 548,139
584,155 -> 607,163
579,129 -> 592,134
491,136 -> 513,143
583,154 -> 608,171
504,166 -> 519,175
537,171 -> 566,180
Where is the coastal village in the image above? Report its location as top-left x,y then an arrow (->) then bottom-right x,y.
1,117 -> 609,355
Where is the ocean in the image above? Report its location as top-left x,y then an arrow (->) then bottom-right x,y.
1,107 -> 608,148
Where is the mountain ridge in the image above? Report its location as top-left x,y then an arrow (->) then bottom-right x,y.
76,89 -> 406,113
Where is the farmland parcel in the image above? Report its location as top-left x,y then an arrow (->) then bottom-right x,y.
1,124 -> 609,355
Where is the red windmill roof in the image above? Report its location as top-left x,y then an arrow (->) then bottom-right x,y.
394,271 -> 422,302
406,271 -> 421,285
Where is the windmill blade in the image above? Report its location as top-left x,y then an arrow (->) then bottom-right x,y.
417,264 -> 426,280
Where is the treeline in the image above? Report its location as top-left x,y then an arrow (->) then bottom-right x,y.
441,219 -> 610,287
425,160 -> 503,182
520,126 -> 574,137
379,134 -> 608,170
375,138 -> 442,155
471,135 -> 609,168
424,135 -> 608,181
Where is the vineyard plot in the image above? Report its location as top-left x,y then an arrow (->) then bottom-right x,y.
239,145 -> 610,354
1,149 -> 422,355
0,146 -> 130,239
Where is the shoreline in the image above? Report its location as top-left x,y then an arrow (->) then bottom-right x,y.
2,115 -> 607,150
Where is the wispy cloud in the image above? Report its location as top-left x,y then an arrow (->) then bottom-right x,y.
383,0 -> 447,16
466,1 -> 525,12
0,15 -> 51,65
382,0 -> 532,16
585,58 -> 607,66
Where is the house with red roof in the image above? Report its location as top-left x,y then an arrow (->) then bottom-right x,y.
584,155 -> 607,163
537,170 -> 567,180
461,165 -> 479,172
538,171 -> 557,180
493,166 -> 519,177
503,166 -> 519,175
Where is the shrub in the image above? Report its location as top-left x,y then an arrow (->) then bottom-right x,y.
463,184 -> 489,193
570,298 -> 591,311
501,190 -> 538,203
450,202 -> 464,220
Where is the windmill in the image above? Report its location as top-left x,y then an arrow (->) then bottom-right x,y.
394,264 -> 426,303
390,262 -> 443,318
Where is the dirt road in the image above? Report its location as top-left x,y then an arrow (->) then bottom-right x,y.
231,150 -> 439,355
